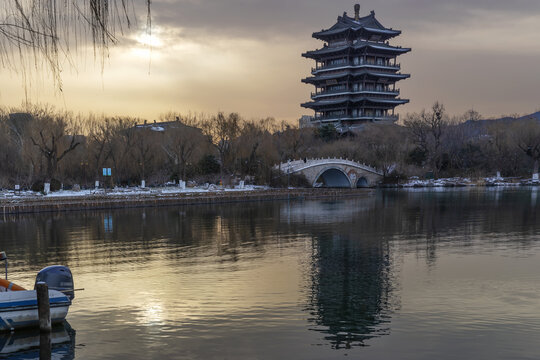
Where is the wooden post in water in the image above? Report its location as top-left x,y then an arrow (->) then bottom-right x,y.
36,282 -> 51,332
40,331 -> 52,360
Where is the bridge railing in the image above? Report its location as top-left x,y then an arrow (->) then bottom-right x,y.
275,158 -> 383,176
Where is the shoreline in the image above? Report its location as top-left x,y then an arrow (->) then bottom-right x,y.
0,182 -> 538,215
0,188 -> 376,215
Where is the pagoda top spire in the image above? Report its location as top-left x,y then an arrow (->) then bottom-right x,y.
313,5 -> 400,41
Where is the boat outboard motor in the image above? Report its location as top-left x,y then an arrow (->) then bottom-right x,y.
35,265 -> 75,301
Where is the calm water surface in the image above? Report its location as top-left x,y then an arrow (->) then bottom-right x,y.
1,188 -> 540,359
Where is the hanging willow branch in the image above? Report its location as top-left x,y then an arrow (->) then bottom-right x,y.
0,0 -> 151,90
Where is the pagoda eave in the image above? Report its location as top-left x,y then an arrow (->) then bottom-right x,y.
302,97 -> 409,110
302,72 -> 410,85
300,5 -> 410,128
303,44 -> 410,59
313,27 -> 401,41
302,46 -> 349,59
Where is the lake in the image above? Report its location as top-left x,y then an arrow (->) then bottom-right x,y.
1,188 -> 540,359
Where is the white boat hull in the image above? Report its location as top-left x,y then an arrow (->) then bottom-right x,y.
0,290 -> 71,331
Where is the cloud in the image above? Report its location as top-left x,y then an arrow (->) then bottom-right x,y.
148,0 -> 540,40
3,0 -> 540,121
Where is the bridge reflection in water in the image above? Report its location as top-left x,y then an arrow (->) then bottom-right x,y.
3,190 -> 540,357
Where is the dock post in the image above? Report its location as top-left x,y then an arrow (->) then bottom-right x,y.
0,252 -> 7,280
36,282 -> 51,332
40,331 -> 52,360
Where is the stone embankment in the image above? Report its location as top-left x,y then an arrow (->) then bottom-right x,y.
1,176 -> 538,215
0,188 -> 376,215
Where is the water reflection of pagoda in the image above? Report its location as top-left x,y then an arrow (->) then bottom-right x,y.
302,4 -> 410,130
307,233 -> 393,349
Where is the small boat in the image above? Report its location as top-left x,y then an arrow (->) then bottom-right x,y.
0,252 -> 75,332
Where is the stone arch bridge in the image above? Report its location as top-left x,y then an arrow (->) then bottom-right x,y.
276,158 -> 383,188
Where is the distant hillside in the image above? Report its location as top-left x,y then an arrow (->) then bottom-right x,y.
517,111 -> 540,121
472,111 -> 540,125
457,111 -> 540,138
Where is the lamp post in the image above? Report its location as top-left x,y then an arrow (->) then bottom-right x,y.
80,161 -> 88,188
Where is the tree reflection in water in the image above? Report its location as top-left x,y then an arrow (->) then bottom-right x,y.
2,189 -> 540,356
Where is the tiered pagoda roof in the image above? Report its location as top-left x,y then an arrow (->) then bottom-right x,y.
303,40 -> 410,59
302,97 -> 409,111
302,70 -> 409,85
300,5 -> 410,129
312,11 -> 401,42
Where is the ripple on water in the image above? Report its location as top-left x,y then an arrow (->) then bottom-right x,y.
1,189 -> 540,359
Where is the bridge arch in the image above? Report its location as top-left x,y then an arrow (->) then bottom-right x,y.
276,158 -> 383,188
313,167 -> 351,188
356,177 -> 369,188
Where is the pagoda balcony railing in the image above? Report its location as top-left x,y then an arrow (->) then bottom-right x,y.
312,62 -> 400,73
311,88 -> 400,97
313,114 -> 399,122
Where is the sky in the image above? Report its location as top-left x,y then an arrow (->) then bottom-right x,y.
1,0 -> 540,123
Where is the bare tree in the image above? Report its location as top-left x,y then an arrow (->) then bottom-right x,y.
202,112 -> 241,177
273,123 -> 312,164
403,112 -> 429,159
463,109 -> 482,122
512,118 -> 540,177
161,121 -> 204,181
236,119 -> 270,177
106,117 -> 138,183
485,122 -> 522,176
87,116 -> 124,178
0,112 -> 25,186
360,124 -> 410,176
28,108 -> 81,180
404,102 -> 449,177
134,132 -> 153,180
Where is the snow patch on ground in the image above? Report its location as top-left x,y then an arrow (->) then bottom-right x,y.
403,176 -> 539,187
0,184 -> 270,200
402,178 -> 473,188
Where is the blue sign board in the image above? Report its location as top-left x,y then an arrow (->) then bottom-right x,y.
104,215 -> 113,232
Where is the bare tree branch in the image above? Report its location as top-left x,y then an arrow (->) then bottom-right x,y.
0,0 -> 152,90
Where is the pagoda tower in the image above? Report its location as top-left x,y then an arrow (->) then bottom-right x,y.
301,4 -> 410,130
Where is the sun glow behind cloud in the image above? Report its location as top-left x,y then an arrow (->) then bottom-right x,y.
130,29 -> 165,59
137,33 -> 163,48
0,31 -> 306,121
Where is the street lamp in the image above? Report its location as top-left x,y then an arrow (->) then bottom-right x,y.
80,161 -> 89,187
